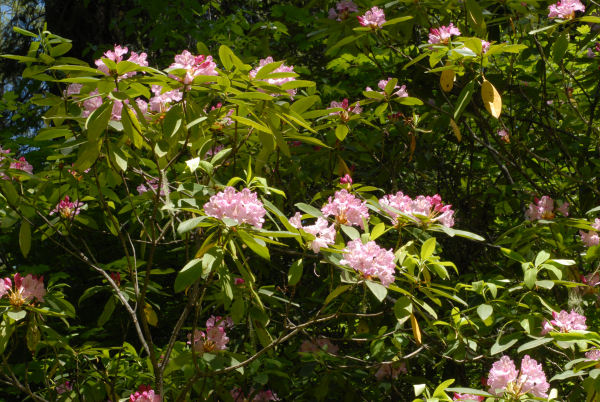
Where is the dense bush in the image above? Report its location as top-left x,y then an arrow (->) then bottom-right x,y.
1,0 -> 600,401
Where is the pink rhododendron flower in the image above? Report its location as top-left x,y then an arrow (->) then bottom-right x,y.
525,195 -> 568,220
188,316 -> 233,354
137,178 -> 166,196
579,218 -> 600,247
586,348 -> 600,361
497,129 -> 510,143
234,277 -> 245,285
203,187 -> 266,228
488,355 -> 549,398
481,40 -> 491,54
453,393 -> 484,401
169,50 -> 217,86
328,1 -> 358,21
340,239 -> 396,287
1,274 -> 46,307
291,214 -> 337,253
329,99 -> 362,122
379,191 -> 455,227
249,56 -> 297,98
56,380 -> 72,394
357,6 -> 386,29
129,385 -> 160,402
321,189 -> 369,228
50,196 -> 84,219
299,338 -> 339,354
95,45 -> 148,79
149,85 -> 183,113
340,174 -> 353,184
548,0 -> 585,19
428,23 -> 461,44
65,83 -> 83,97
375,362 -> 407,381
366,78 -> 408,98
541,310 -> 587,334
9,156 -> 33,175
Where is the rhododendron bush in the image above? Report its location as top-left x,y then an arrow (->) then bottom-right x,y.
2,0 -> 600,400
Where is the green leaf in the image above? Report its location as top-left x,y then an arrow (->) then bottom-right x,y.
382,16 -> 413,27
35,127 -> 72,141
238,230 -> 270,260
491,333 -> 519,355
524,268 -> 537,289
121,105 -> 143,148
517,337 -> 552,353
395,96 -> 423,106
0,319 -> 14,354
255,60 -> 284,80
73,138 -> 103,172
500,247 -> 527,263
335,124 -> 349,141
341,225 -> 360,240
445,388 -> 492,397
477,304 -> 493,321
453,80 -> 475,120
295,203 -> 323,218
366,281 -> 387,302
552,32 -> 569,64
97,296 -> 116,327
466,0 -> 486,36
535,250 -> 551,267
85,100 -> 112,141
174,258 -> 202,293
580,16 -> 600,23
421,237 -> 436,260
324,285 -> 351,305
7,310 -> 26,321
19,221 -> 31,258
13,26 -> 38,38
232,116 -> 272,134
288,259 -> 303,286
433,378 -> 455,398
370,222 -> 385,241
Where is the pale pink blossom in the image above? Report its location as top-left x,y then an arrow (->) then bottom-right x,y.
580,230 -> 600,247
299,338 -> 339,354
249,56 -> 298,98
50,196 -> 84,219
328,1 -> 358,21
453,393 -> 484,401
9,157 -> 33,174
56,380 -> 72,394
541,310 -> 587,334
518,355 -> 550,398
487,356 -> 518,396
188,316 -> 232,354
321,189 -> 369,228
2,273 -> 46,306
206,315 -> 234,329
481,40 -> 491,54
137,178 -> 165,196
428,23 -> 461,44
293,215 -> 336,253
525,195 -> 568,220
375,362 -> 407,381
149,85 -> 183,113
210,102 -> 235,126
129,385 -> 160,402
340,239 -> 396,287
65,83 -> 82,97
366,78 -> 408,98
0,278 -> 12,299
328,98 -> 362,122
497,129 -> 509,143
95,45 -> 148,79
169,50 -> 217,86
379,191 -> 455,227
586,348 -> 600,361
357,6 -> 386,29
548,0 -> 585,19
203,187 -> 266,228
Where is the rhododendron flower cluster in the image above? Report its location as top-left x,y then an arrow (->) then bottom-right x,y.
579,218 -> 600,247
586,348 -> 600,361
188,316 -> 233,354
69,86 -> 148,121
328,1 -> 358,21
137,178 -> 166,196
541,309 -> 587,334
0,147 -> 33,177
366,78 -> 408,98
0,273 -> 46,307
379,191 -> 455,227
497,129 -> 509,143
328,98 -> 362,122
204,187 -> 266,228
321,189 -> 369,228
374,362 -> 407,381
487,355 -> 549,398
249,56 -> 297,98
524,195 -> 569,220
50,196 -> 84,219
340,174 -> 352,184
453,393 -> 484,401
340,239 -> 396,287
149,85 -> 182,113
299,338 -> 339,354
56,380 -> 72,394
95,45 -> 148,79
357,6 -> 386,29
548,0 -> 585,19
169,50 -> 217,86
428,23 -> 461,44
290,213 -> 336,253
129,385 -> 160,402
481,39 -> 491,54
231,388 -> 280,401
